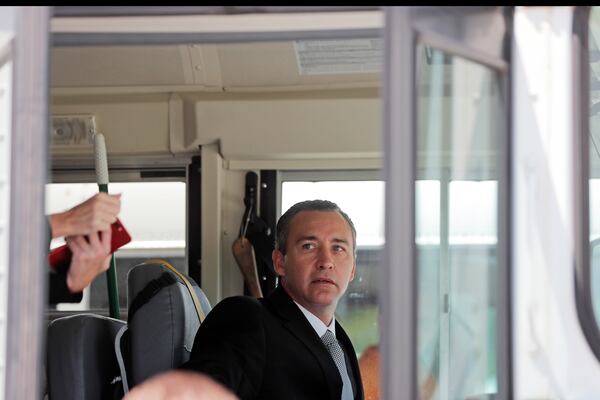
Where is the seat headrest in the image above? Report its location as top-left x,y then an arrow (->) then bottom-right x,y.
46,314 -> 126,400
126,261 -> 211,388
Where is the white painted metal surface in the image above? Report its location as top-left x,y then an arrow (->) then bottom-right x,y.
0,45 -> 12,400
50,10 -> 383,34
0,8 -> 15,400
512,6 -> 600,399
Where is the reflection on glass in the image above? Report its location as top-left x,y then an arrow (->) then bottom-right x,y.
589,7 -> 600,329
416,45 -> 499,399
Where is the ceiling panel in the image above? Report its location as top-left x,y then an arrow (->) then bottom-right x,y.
51,46 -> 187,87
50,41 -> 381,90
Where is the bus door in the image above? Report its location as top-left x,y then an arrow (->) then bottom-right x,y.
382,7 -> 511,400
0,6 -> 51,400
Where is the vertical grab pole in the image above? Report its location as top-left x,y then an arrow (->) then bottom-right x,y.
94,133 -> 120,319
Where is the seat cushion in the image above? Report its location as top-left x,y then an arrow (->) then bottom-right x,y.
47,314 -> 126,400
126,262 -> 211,387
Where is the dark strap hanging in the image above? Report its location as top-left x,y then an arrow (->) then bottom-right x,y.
234,172 -> 277,297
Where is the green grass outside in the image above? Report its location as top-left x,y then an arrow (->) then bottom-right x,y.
336,306 -> 379,357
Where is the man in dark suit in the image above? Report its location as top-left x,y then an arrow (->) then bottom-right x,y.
125,199 -> 364,400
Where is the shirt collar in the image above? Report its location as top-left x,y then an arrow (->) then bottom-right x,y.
293,300 -> 336,338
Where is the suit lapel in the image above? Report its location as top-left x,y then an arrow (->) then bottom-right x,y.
335,321 -> 364,400
265,286 -> 343,400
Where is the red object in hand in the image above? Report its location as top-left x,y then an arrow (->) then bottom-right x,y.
48,218 -> 132,271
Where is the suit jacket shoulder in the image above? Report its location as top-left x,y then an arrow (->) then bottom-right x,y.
183,287 -> 364,400
183,294 -> 267,396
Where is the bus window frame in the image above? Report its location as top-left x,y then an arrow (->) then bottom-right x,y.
574,5 -> 600,362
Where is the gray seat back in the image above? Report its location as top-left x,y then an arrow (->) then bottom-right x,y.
46,314 -> 126,400
126,260 -> 211,388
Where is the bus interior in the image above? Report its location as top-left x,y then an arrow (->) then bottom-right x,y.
5,6 -> 600,400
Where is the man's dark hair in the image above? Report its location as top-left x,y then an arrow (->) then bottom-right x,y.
275,199 -> 357,256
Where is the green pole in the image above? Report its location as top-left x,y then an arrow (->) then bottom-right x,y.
99,183 -> 120,319
95,132 -> 120,320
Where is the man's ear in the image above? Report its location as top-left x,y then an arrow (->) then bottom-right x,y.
272,249 -> 286,277
349,261 -> 357,282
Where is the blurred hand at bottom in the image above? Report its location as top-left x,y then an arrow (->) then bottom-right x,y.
124,371 -> 239,400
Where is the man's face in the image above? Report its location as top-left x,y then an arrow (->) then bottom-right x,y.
273,210 -> 356,321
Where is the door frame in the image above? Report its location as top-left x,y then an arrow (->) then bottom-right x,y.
382,6 -> 511,399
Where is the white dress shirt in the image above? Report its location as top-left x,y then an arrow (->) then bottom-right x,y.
293,300 -> 336,338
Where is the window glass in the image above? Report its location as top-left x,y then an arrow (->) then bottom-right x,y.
281,179 -> 383,357
45,181 -> 186,311
589,7 -> 600,328
416,45 -> 500,399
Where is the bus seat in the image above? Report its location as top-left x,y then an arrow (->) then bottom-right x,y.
46,314 -> 126,400
123,260 -> 211,390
